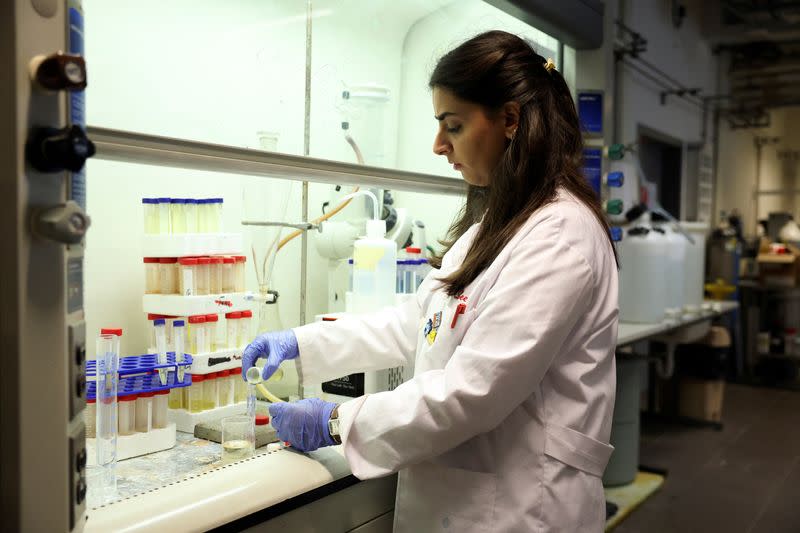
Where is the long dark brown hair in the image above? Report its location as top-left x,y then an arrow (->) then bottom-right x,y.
429,30 -> 617,296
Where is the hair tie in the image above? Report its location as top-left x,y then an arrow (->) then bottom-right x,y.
543,58 -> 556,74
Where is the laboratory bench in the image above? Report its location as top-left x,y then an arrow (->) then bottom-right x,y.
84,301 -> 739,532
617,300 -> 739,347
84,432 -> 396,532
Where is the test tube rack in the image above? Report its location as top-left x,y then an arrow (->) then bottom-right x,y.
86,353 -> 193,463
85,352 -> 193,398
142,293 -> 254,317
142,233 -> 243,258
185,348 -> 243,375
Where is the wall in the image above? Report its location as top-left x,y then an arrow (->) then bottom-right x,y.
612,0 -> 718,218
391,0 -> 562,246
716,107 -> 800,235
617,0 -> 717,145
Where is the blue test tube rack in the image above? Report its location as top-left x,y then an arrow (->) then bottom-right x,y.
85,352 -> 193,401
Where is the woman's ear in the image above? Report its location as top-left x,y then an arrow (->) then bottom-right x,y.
503,101 -> 521,140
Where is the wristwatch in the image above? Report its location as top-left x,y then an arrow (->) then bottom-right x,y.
328,404 -> 342,444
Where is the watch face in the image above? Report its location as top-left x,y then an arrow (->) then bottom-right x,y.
328,418 -> 341,436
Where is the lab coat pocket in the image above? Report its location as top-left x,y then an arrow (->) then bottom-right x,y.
417,296 -> 475,372
543,423 -> 614,477
398,463 -> 497,532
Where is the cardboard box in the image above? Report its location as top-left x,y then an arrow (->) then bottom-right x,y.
678,378 -> 725,423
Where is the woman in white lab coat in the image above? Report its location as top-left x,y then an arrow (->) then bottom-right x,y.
243,30 -> 618,532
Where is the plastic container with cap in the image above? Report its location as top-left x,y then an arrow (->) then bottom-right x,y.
205,313 -> 219,352
217,369 -> 232,407
100,327 -> 123,337
159,258 -> 178,295
617,225 -> 668,323
153,318 -> 169,385
203,372 -> 218,411
152,389 -> 169,428
142,198 -> 159,234
178,257 -> 197,296
651,212 -> 687,315
239,310 -> 253,348
231,367 -> 246,403
196,257 -> 211,296
170,198 -> 187,234
188,374 -> 205,413
156,198 -> 171,234
225,312 -> 241,350
210,257 -> 224,294
135,392 -> 153,433
147,314 -> 164,349
170,319 -> 186,409
197,199 -> 210,233
352,218 -> 397,313
234,256 -> 247,292
144,257 -> 160,294
209,198 -> 223,233
222,257 -> 235,292
184,199 -> 197,234
118,393 -> 137,435
188,315 -> 206,354
168,384 -> 183,410
85,398 -> 97,438
405,247 -> 423,291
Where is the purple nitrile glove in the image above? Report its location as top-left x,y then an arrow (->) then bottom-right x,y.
268,398 -> 337,453
241,330 -> 299,382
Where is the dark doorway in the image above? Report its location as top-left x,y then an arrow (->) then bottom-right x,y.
638,129 -> 683,219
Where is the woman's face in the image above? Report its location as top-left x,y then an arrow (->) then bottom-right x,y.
432,87 -> 514,187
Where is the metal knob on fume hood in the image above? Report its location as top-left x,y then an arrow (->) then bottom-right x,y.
31,200 -> 91,245
603,171 -> 624,188
29,52 -> 87,92
26,125 -> 96,173
604,199 -> 624,216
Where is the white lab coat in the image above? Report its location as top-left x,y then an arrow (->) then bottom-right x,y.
294,189 -> 618,532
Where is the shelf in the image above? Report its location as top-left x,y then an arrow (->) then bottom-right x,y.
168,402 -> 247,432
188,349 -> 243,375
142,233 -> 243,258
143,292 -> 253,316
87,423 -> 177,464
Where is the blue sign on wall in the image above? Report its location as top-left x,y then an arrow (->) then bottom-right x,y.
578,91 -> 603,135
583,148 -> 602,196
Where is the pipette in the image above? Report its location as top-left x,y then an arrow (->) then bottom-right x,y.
154,318 -> 168,385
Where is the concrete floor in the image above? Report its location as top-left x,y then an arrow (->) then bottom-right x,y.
614,383 -> 800,533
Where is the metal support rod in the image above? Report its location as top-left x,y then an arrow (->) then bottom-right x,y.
87,127 -> 466,196
241,221 -> 319,231
619,58 -> 704,108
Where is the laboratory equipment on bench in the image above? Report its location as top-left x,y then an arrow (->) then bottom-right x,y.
246,366 -> 262,418
617,223 -> 668,323
351,195 -> 397,313
681,222 -> 709,314
85,350 -> 192,477
90,332 -> 120,507
651,212 -> 687,317
154,318 -> 168,385
221,415 -> 256,463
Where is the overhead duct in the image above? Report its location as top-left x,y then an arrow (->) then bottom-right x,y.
485,0 -> 604,49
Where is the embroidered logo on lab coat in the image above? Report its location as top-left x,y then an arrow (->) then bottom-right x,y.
424,311 -> 442,345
